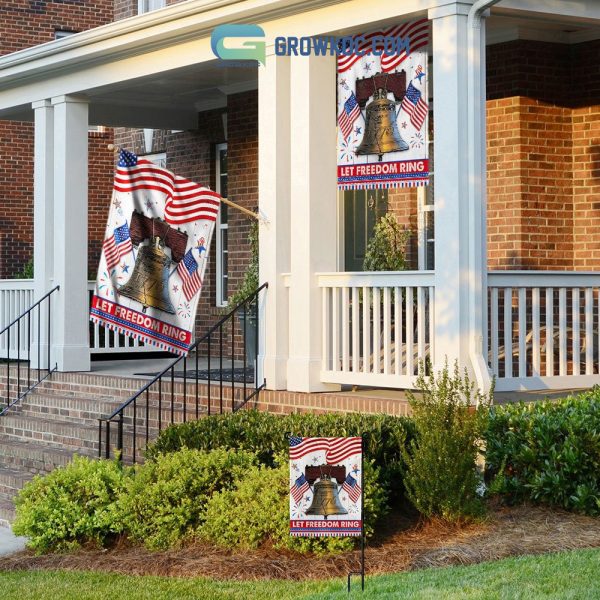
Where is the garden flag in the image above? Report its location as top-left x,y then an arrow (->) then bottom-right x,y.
337,18 -> 430,189
90,149 -> 220,355
289,437 -> 363,537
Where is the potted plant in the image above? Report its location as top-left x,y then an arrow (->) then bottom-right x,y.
227,220 -> 259,369
363,212 -> 411,272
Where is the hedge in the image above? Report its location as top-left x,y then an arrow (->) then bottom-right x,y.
485,389 -> 600,516
147,410 -> 415,497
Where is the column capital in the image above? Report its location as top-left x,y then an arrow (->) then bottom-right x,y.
32,99 -> 52,110
428,1 -> 472,20
50,94 -> 89,106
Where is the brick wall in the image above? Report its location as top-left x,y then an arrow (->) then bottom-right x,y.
114,91 -> 258,342
0,0 -> 113,278
486,39 -> 599,271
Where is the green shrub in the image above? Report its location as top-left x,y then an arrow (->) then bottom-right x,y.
402,362 -> 492,521
13,456 -> 127,553
363,213 -> 411,272
485,390 -> 600,516
200,457 -> 387,554
118,448 -> 257,550
147,410 -> 414,498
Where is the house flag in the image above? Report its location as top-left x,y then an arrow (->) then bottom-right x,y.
337,18 -> 430,189
90,149 -> 220,355
289,437 -> 363,537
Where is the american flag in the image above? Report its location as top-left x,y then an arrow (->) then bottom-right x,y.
342,474 -> 362,504
290,474 -> 310,503
338,93 -> 361,140
400,82 -> 428,131
103,223 -> 132,270
337,19 -> 429,74
177,249 -> 202,301
289,437 -> 362,465
114,149 -> 220,226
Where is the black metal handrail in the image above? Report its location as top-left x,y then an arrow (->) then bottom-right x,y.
1,285 -> 59,416
98,283 -> 268,462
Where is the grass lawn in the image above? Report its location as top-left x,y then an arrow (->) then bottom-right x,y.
0,548 -> 598,600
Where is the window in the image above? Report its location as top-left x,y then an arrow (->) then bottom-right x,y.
138,0 -> 166,14
418,61 -> 434,271
215,144 -> 228,307
142,152 -> 167,168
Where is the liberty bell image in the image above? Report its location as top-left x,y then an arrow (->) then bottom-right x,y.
354,71 -> 409,161
305,465 -> 348,517
118,211 -> 188,314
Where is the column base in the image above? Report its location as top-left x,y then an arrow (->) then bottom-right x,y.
262,355 -> 288,390
286,357 -> 341,393
53,344 -> 91,372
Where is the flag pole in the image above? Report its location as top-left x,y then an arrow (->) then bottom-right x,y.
107,144 -> 262,222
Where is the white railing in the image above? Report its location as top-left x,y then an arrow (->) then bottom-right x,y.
87,282 -> 152,354
318,271 -> 434,388
0,279 -> 151,356
488,271 -> 600,391
0,279 -> 35,359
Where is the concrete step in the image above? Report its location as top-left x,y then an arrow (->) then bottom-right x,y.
0,438 -> 88,474
0,468 -> 33,497
0,494 -> 16,524
0,414 -> 100,453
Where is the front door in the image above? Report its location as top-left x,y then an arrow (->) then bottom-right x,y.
343,189 -> 388,271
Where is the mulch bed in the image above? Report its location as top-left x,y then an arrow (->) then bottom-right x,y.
2,504 -> 600,580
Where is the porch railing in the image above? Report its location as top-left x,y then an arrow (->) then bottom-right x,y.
1,285 -> 59,415
0,280 -> 35,359
488,271 -> 600,391
98,283 -> 267,463
1,279 -> 153,355
318,271 -> 434,389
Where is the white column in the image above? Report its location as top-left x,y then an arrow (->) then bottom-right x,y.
468,6 -> 493,390
51,95 -> 90,372
428,3 -> 472,372
31,100 -> 54,369
258,52 -> 291,390
287,53 -> 340,392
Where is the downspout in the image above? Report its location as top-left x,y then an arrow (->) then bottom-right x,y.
467,0 -> 502,393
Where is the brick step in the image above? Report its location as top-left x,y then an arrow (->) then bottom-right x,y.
14,394 -> 124,425
0,493 -> 16,524
0,438 -> 88,474
0,468 -> 33,497
0,414 -> 100,452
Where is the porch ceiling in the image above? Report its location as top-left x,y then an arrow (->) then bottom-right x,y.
0,0 -> 597,128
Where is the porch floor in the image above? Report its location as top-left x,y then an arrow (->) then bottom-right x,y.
88,359 -> 587,405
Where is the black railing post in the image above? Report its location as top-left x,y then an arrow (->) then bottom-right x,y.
195,349 -> 199,419
183,357 -> 187,423
133,400 -> 137,463
231,311 -> 235,412
98,419 -> 102,458
27,311 -> 31,390
145,388 -> 150,448
207,333 -> 211,416
255,295 -> 260,389
219,322 -> 223,414
17,319 -> 20,397
105,420 -> 111,460
158,377 -> 162,432
37,303 -> 40,378
243,300 -> 247,402
6,328 -> 10,407
170,367 -> 174,424
117,414 -> 124,460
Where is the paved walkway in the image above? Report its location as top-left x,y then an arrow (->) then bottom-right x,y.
0,524 -> 26,557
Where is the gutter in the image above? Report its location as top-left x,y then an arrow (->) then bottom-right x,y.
467,0 -> 502,393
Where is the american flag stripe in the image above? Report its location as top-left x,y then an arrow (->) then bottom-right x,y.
290,480 -> 310,503
115,159 -> 220,225
337,19 -> 428,74
381,20 -> 429,73
103,237 -> 132,269
342,479 -> 362,503
289,437 -> 331,460
325,437 -> 362,464
410,97 -> 428,131
289,437 -> 362,464
338,105 -> 360,139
